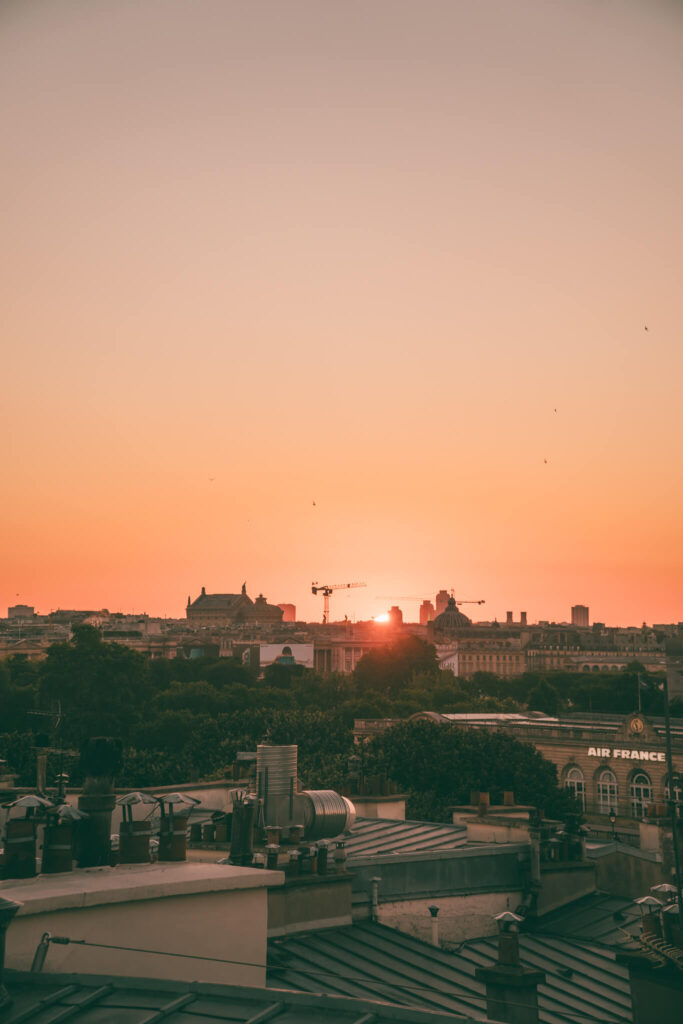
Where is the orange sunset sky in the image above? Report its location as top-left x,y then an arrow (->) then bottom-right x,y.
1,0 -> 682,627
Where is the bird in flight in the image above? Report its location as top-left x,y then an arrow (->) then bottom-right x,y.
312,500 -> 316,506
644,325 -> 648,331
544,459 -> 548,464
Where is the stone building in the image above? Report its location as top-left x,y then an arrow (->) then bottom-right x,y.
186,584 -> 284,628
404,710 -> 683,828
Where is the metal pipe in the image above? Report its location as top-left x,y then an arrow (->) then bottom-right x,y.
30,932 -> 52,973
370,876 -> 381,923
428,905 -> 440,947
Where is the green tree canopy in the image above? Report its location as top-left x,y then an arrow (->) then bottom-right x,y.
362,718 -> 576,822
39,624 -> 150,745
353,636 -> 438,693
527,679 -> 560,715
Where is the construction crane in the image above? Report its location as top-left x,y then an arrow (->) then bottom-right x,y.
375,592 -> 485,606
449,589 -> 485,606
312,581 -> 366,624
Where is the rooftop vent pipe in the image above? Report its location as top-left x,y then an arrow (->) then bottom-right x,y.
1,795 -> 52,879
428,904 -> 440,947
42,804 -> 87,874
157,792 -> 198,862
117,792 -> 157,864
257,744 -> 298,828
370,877 -> 381,922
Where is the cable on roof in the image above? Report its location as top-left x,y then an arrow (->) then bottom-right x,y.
29,935 -> 630,1023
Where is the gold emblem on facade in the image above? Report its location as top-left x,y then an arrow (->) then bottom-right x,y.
630,716 -> 644,734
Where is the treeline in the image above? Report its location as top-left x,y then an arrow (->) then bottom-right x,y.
0,627 -> 672,821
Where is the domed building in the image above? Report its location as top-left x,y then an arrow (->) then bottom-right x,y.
432,596 -> 472,632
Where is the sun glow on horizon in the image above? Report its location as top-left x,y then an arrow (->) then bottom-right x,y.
374,613 -> 390,623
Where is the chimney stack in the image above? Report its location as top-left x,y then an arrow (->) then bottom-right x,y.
520,611 -> 527,627
506,611 -> 513,625
475,912 -> 545,1024
77,737 -> 122,868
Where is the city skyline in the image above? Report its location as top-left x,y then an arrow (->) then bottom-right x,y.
2,0 -> 682,628
3,583 -> 677,630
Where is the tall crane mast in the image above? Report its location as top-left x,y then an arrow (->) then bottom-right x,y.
311,581 -> 366,624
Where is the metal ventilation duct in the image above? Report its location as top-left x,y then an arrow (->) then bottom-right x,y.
256,744 -> 297,795
299,790 -> 356,841
257,744 -> 298,827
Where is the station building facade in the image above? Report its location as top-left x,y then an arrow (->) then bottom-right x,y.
354,710 -> 683,827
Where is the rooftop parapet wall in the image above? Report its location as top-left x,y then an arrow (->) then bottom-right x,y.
2,861 -> 283,986
349,843 -> 530,902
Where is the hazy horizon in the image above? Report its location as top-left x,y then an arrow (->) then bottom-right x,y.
2,0 -> 682,626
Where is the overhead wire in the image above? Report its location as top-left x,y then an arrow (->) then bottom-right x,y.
35,934 -> 629,1024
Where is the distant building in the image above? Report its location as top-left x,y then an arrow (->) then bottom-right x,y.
388,605 -> 403,628
259,643 -> 314,670
278,603 -> 297,622
435,590 -> 450,616
432,597 -> 472,633
419,600 -> 435,625
186,584 -> 284,628
7,604 -> 34,620
48,609 -> 107,625
572,604 -> 590,628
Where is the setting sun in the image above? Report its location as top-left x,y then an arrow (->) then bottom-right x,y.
374,613 -> 390,623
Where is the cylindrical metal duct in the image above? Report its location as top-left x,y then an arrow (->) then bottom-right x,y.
256,745 -> 298,795
300,791 -> 356,841
257,745 -> 298,827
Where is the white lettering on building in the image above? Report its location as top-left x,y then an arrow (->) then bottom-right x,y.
586,747 -> 664,762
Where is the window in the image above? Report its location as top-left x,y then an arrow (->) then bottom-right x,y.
630,772 -> 653,819
565,767 -> 585,809
597,769 -> 618,815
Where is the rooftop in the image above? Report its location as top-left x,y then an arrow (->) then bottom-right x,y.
2,971 -> 484,1024
532,892 -> 642,950
345,817 -> 468,860
267,920 -> 633,1024
0,861 -> 284,916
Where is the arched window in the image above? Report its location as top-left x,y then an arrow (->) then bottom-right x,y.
597,769 -> 618,815
565,767 -> 585,809
630,772 -> 653,819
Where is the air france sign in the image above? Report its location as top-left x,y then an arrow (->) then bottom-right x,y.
587,747 -> 665,762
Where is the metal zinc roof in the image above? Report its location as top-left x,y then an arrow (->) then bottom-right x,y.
344,817 -> 468,859
267,921 -> 632,1024
532,893 -> 642,950
2,971 -> 483,1024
